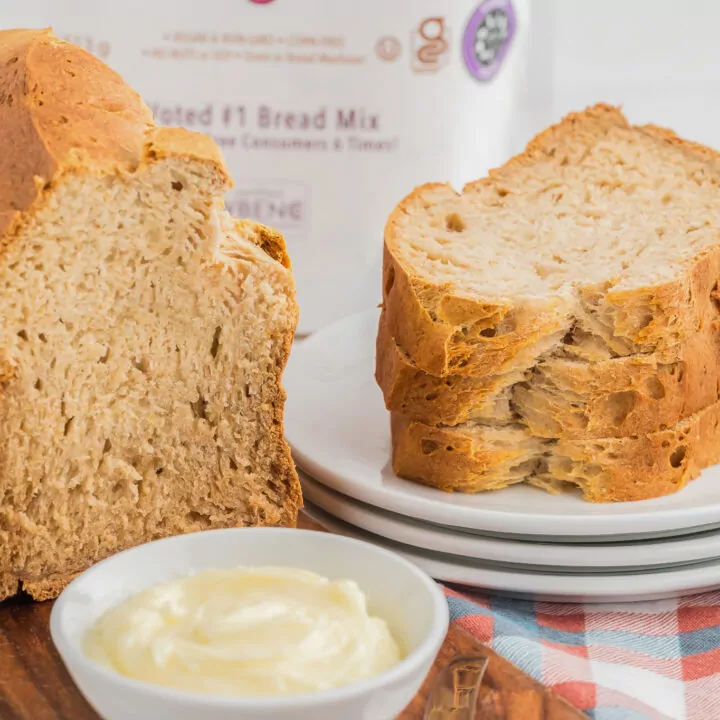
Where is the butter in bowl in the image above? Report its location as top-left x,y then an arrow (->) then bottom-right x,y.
50,528 -> 449,720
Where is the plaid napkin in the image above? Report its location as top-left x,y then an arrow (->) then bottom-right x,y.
445,586 -> 720,720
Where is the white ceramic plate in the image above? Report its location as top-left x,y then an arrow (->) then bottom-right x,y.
286,309 -> 720,541
300,472 -> 720,572
304,502 -> 720,603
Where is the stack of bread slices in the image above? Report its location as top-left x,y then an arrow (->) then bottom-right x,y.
376,104 -> 720,503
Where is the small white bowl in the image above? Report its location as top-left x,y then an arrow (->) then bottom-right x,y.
50,527 -> 449,720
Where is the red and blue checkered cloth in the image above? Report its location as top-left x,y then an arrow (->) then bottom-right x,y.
446,586 -> 720,720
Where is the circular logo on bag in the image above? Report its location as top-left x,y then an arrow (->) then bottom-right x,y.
376,36 -> 402,62
463,0 -> 516,82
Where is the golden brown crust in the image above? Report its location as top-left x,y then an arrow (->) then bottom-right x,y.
144,126 -> 232,192
517,324 -> 720,439
382,242 -> 569,378
393,401 -> 720,503
0,30 -> 241,245
463,104 -> 630,198
549,401 -> 720,502
588,245 -> 720,356
639,122 -> 720,168
0,28 -> 153,237
234,219 -> 293,269
376,309 -> 518,425
391,414 -> 542,493
378,304 -> 720,438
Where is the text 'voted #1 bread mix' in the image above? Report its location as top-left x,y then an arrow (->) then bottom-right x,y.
5,0 -> 533,332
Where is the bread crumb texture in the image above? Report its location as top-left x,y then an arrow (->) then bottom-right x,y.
0,29 -> 301,601
378,104 -> 720,502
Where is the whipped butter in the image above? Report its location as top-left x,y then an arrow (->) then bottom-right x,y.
84,566 -> 402,696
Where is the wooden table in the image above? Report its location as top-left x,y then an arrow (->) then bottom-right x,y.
0,514 -> 585,719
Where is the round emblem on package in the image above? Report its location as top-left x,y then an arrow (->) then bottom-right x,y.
462,0 -> 516,82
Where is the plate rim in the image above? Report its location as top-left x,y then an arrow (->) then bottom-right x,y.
303,501 -> 720,603
286,308 -> 720,538
299,472 -> 720,570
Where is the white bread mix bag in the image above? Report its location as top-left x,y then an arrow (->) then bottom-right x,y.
2,0 -> 531,333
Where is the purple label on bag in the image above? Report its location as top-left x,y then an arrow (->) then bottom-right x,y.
463,0 -> 516,82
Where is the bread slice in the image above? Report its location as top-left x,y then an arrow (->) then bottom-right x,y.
390,414 -> 544,493
514,330 -> 720,439
392,400 -> 720,502
378,309 -> 720,438
376,311 -> 519,425
0,29 -> 301,602
382,105 -> 720,379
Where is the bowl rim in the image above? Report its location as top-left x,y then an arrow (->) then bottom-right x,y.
50,527 -> 449,709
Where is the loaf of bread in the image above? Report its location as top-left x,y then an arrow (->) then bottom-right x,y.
378,104 -> 720,502
0,29 -> 301,601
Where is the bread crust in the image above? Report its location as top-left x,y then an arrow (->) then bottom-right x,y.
376,310 -> 519,425
0,30 -> 236,239
378,306 -> 720,438
390,414 -> 543,493
0,29 -> 152,236
548,400 -> 720,502
235,219 -> 293,270
0,29 -> 301,602
516,324 -> 720,439
392,401 -> 720,503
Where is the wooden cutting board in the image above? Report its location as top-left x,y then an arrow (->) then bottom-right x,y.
0,513 -> 585,719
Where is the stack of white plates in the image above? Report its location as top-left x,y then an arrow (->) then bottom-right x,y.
285,309 -> 720,603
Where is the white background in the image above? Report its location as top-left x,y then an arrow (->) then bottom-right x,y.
2,1 -> 718,330
518,0 -> 720,151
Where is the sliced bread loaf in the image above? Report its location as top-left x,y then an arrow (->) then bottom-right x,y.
0,29 -> 301,601
381,104 -> 720,501
382,105 -> 720,378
